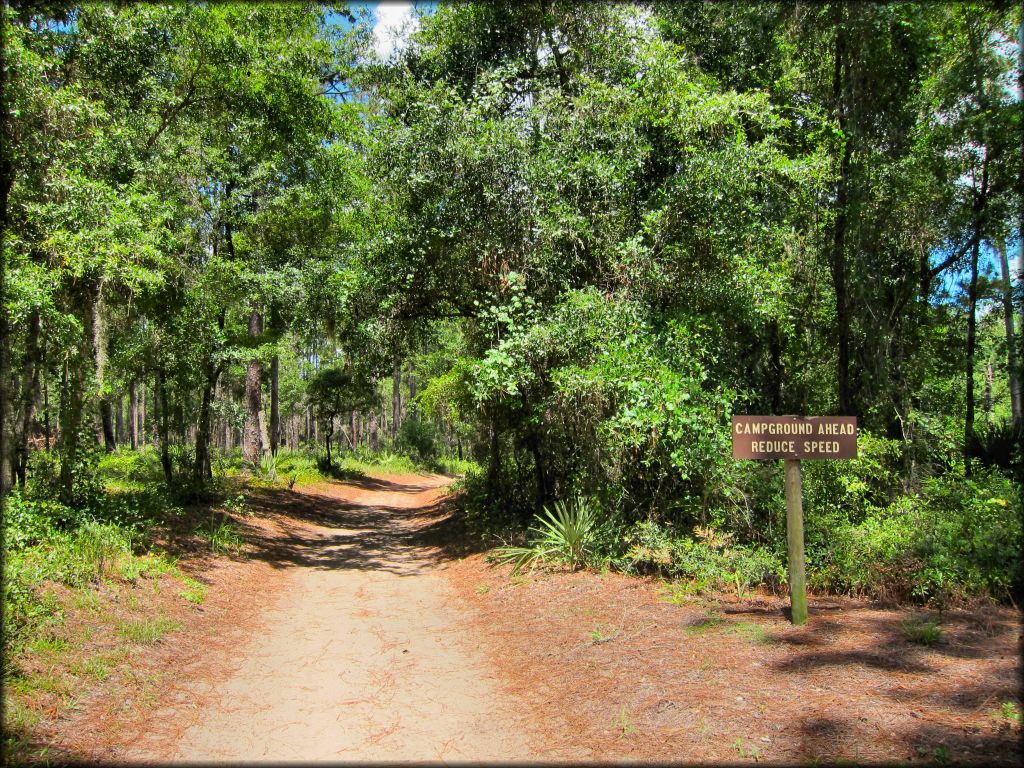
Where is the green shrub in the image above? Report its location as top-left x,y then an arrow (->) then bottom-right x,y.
26,439 -> 105,510
3,492 -> 61,550
397,419 -> 439,462
806,467 -> 1021,603
258,452 -> 278,483
494,495 -> 601,574
58,522 -> 133,585
97,447 -> 165,489
434,456 -> 479,476
272,449 -> 322,484
194,513 -> 244,555
2,556 -> 61,652
619,520 -> 784,594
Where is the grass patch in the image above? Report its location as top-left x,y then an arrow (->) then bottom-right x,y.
433,457 -> 479,476
685,610 -> 726,636
79,655 -> 113,681
193,513 -> 244,555
901,616 -> 943,646
723,621 -> 772,644
27,636 -> 68,657
178,577 -> 206,605
116,616 -> 182,645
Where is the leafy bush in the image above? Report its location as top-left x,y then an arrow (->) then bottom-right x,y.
806,467 -> 1022,604
619,520 -> 785,594
272,449 -> 322,485
26,439 -> 105,510
97,447 -> 165,489
397,419 -> 439,462
3,493 -> 63,549
3,556 -> 61,650
902,617 -> 942,646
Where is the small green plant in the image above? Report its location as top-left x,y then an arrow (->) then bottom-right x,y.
733,738 -> 761,761
82,656 -> 112,681
616,705 -> 637,738
659,580 -> 696,604
223,493 -> 249,517
179,577 -> 206,605
494,495 -> 599,575
901,616 -> 942,646
194,513 -> 244,555
258,453 -> 278,483
733,571 -> 749,599
996,701 -> 1021,726
591,625 -> 613,644
916,744 -> 950,764
474,583 -> 491,594
70,522 -> 132,583
116,616 -> 182,645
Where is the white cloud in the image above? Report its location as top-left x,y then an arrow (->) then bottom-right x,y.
373,1 -> 418,61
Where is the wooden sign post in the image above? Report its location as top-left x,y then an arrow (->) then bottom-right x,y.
732,415 -> 857,625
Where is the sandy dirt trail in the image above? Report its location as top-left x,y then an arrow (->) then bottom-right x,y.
135,474 -> 539,763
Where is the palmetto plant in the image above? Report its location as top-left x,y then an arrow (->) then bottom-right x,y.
258,452 -> 278,483
495,496 -> 599,575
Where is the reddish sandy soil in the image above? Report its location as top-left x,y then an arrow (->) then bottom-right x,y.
36,474 -> 1023,764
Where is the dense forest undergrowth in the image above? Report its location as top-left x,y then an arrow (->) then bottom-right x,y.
2,0 -> 1023,757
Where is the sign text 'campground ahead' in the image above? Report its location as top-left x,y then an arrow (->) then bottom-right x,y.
732,416 -> 857,460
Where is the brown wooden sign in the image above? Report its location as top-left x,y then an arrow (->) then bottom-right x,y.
732,416 -> 857,460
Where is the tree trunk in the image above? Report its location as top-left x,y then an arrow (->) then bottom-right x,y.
58,357 -> 80,504
155,368 -> 172,484
997,240 -> 1022,430
129,380 -> 139,450
194,364 -> 222,481
964,149 -> 989,478
369,409 -> 379,453
527,430 -> 549,510
140,381 -> 146,447
487,412 -> 501,494
1019,14 -> 1024,434
59,315 -> 90,504
831,10 -> 854,417
14,311 -> 41,488
324,418 -> 333,468
392,355 -> 402,441
91,280 -> 116,452
270,354 -> 280,455
768,319 -> 783,413
0,36 -> 12,497
43,346 -> 50,452
243,310 -> 264,464
982,357 -> 994,417
115,395 -> 124,445
965,236 -> 980,478
407,369 -> 418,421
